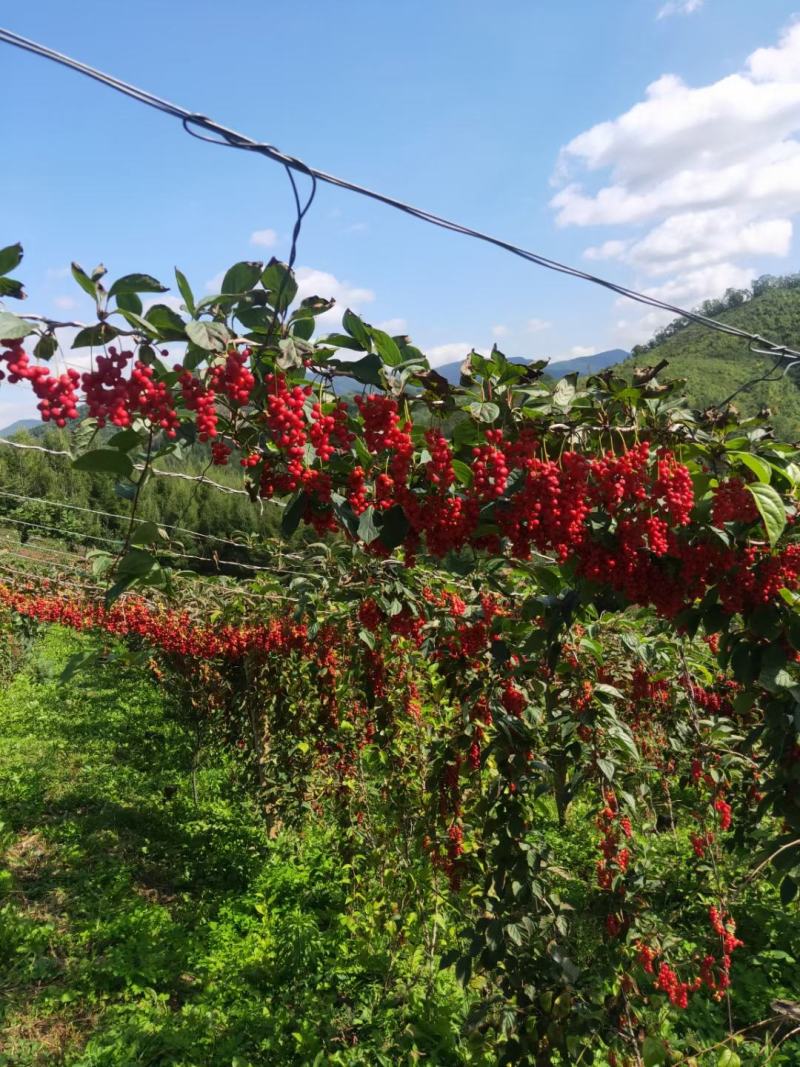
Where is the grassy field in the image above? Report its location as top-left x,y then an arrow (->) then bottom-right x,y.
0,628 -> 474,1067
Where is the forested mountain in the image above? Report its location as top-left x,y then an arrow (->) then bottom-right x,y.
0,428 -> 285,565
622,275 -> 800,440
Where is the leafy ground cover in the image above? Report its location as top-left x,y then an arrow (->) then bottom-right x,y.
2,627 -> 800,1066
0,627 -> 476,1066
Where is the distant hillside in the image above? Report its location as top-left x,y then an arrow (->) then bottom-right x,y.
432,348 -> 628,385
0,418 -> 39,438
544,348 -> 628,379
621,284 -> 800,441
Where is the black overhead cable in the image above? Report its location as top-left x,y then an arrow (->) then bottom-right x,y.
1,27 -> 800,368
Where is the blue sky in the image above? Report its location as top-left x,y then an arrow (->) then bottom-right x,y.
3,0 -> 800,422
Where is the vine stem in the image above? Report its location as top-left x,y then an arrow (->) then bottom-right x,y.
118,426 -> 154,564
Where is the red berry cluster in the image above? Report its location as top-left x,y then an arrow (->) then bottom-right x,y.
0,341 -> 80,426
596,791 -> 632,892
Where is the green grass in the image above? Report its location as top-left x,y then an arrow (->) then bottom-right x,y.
0,629 -> 474,1067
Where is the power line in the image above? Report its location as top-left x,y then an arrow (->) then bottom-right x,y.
1,28 -> 799,366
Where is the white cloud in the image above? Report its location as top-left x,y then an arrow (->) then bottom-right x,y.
492,324 -> 510,338
426,342 -> 473,368
551,19 -> 800,343
657,0 -> 704,19
294,266 -> 375,330
583,240 -> 629,261
250,228 -> 278,248
569,344 -> 595,357
376,317 -> 407,334
527,317 -> 552,333
204,271 -> 225,293
53,295 -> 77,311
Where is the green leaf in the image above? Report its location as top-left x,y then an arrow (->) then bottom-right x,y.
729,451 -> 771,484
747,482 -> 787,546
117,548 -> 157,577
0,276 -> 25,299
73,449 -> 134,477
281,490 -> 308,538
0,242 -> 23,275
597,758 -> 615,781
358,506 -> 380,544
331,353 -> 383,388
129,521 -> 161,547
71,262 -> 98,299
0,311 -> 35,340
145,304 -> 187,340
108,273 -> 168,298
174,267 -> 196,316
261,259 -> 298,311
343,308 -> 371,350
468,401 -> 500,423
34,334 -> 58,360
72,323 -> 119,348
115,291 -> 143,315
378,505 -> 409,550
185,320 -> 228,351
452,459 -> 474,488
717,1051 -> 741,1067
642,1036 -> 666,1067
222,261 -> 263,295
368,327 -> 402,366
553,378 -> 576,408
107,428 -> 143,451
780,874 -> 798,905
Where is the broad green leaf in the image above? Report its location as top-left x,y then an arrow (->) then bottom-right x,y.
747,482 -> 787,546
597,757 -> 615,781
130,521 -> 161,547
468,401 -> 500,423
368,326 -> 402,366
553,378 -> 576,408
343,308 -> 371,350
115,291 -> 143,315
0,242 -> 23,275
717,1051 -> 740,1067
378,505 -> 409,550
0,276 -> 25,299
221,261 -> 262,295
107,428 -> 144,451
452,459 -> 474,487
357,506 -> 380,544
0,311 -> 35,340
34,333 -> 58,360
729,451 -> 771,483
145,304 -> 187,340
73,449 -> 134,477
108,273 -> 168,298
261,259 -> 298,311
72,323 -> 119,348
185,320 -> 229,351
330,354 -> 383,388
